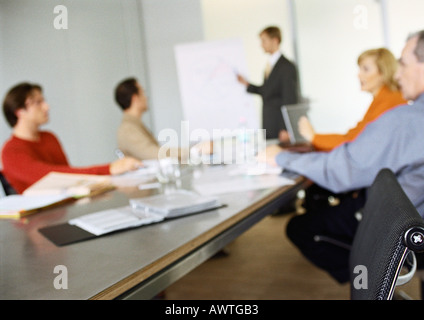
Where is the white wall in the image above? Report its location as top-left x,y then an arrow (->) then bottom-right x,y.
0,10 -> 7,145
140,0 -> 204,145
295,0 -> 384,133
0,0 -> 204,165
200,0 -> 385,134
0,0 -> 149,166
200,0 -> 424,134
202,0 -> 295,81
201,0 -> 296,125
2,0 -> 424,170
386,0 -> 424,58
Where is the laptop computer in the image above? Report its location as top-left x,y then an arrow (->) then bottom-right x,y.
281,103 -> 310,145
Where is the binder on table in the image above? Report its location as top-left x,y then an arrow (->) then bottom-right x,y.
39,190 -> 223,246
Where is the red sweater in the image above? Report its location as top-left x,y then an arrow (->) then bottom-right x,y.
1,131 -> 110,193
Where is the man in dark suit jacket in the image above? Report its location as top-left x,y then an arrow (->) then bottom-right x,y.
238,26 -> 299,140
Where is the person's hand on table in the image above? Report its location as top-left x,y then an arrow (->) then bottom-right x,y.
278,130 -> 291,144
298,116 -> 315,142
256,144 -> 285,167
110,157 -> 143,175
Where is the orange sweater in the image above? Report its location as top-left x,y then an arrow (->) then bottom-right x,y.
312,86 -> 406,151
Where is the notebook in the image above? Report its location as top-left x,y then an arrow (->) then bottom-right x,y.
281,103 -> 309,145
0,194 -> 73,219
129,189 -> 221,218
65,190 -> 222,236
23,172 -> 114,198
67,206 -> 164,236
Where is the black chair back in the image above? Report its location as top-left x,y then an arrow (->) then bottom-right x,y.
349,168 -> 424,300
0,171 -> 17,196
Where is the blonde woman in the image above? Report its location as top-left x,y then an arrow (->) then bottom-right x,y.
299,48 -> 406,151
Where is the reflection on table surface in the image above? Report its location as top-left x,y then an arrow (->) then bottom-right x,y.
0,163 -> 306,300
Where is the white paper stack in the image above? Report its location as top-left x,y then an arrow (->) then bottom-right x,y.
110,160 -> 160,187
68,190 -> 222,236
0,194 -> 71,219
69,206 -> 163,236
129,190 -> 221,218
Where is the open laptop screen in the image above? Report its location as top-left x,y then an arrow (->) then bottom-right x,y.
281,103 -> 309,144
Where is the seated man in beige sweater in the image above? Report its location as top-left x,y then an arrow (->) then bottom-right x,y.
115,78 -> 211,162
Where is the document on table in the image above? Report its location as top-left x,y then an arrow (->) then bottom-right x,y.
192,164 -> 294,196
110,160 -> 159,187
193,174 -> 295,196
227,163 -> 283,176
23,172 -> 114,197
68,206 -> 164,236
0,194 -> 72,219
129,189 -> 221,218
68,190 -> 222,236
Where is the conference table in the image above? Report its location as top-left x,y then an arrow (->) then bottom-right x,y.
0,163 -> 308,300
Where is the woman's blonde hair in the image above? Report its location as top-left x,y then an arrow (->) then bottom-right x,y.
357,48 -> 400,91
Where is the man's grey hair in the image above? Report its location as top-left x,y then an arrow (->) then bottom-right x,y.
408,30 -> 424,62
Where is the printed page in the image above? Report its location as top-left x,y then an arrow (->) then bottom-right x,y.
69,206 -> 164,236
111,160 -> 159,187
23,172 -> 112,197
129,190 -> 221,218
194,174 -> 295,196
0,194 -> 71,216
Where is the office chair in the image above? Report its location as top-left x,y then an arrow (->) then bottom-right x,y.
349,168 -> 424,300
0,171 -> 16,196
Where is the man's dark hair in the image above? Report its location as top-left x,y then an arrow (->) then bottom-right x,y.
414,30 -> 424,62
260,26 -> 282,44
115,77 -> 139,110
408,30 -> 424,62
3,82 -> 42,127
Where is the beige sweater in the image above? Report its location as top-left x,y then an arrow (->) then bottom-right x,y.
117,114 -> 188,161
117,113 -> 160,160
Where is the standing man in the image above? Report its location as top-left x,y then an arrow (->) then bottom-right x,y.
238,26 -> 299,140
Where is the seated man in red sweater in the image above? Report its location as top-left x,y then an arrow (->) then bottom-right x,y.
1,82 -> 142,194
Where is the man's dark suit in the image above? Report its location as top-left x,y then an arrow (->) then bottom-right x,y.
247,54 -> 299,139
